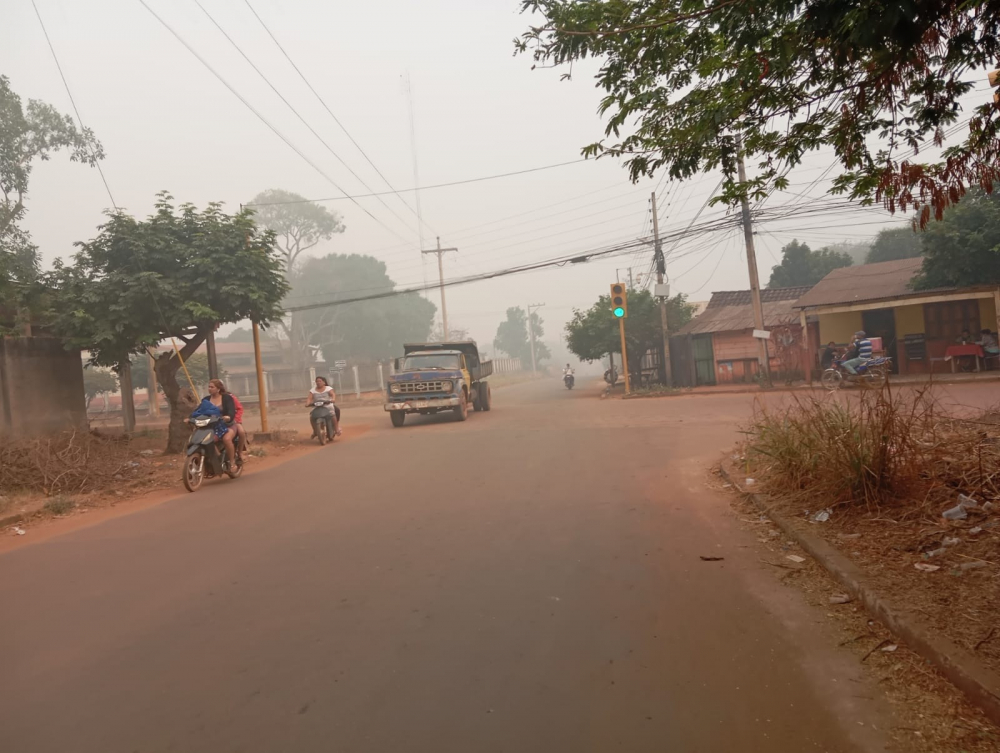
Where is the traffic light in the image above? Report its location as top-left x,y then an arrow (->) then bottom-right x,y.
990,69 -> 999,106
610,282 -> 628,318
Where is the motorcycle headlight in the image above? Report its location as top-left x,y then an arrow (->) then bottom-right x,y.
390,383 -> 400,394
194,418 -> 210,427
441,380 -> 453,392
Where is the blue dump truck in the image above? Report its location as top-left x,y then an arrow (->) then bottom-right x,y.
384,341 -> 493,427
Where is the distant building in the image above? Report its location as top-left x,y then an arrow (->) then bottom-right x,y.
671,287 -> 815,386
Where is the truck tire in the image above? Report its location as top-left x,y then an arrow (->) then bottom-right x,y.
453,391 -> 469,422
472,382 -> 483,412
479,382 -> 491,412
390,411 -> 405,427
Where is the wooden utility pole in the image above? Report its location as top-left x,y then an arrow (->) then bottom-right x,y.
735,135 -> 770,383
422,237 -> 457,341
651,191 -> 673,387
527,302 -> 545,373
205,326 -> 219,380
252,320 -> 269,433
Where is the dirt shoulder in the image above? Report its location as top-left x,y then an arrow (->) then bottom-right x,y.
0,424 -> 370,546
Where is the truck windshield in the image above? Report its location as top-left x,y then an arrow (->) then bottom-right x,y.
401,354 -> 462,371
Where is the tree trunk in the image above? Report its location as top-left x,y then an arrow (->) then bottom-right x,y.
155,332 -> 206,453
119,359 -> 136,433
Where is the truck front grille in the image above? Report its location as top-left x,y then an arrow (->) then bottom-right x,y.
397,381 -> 447,394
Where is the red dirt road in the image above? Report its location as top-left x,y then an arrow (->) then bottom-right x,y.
0,379 -> 931,752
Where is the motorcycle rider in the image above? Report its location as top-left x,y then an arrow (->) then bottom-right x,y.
842,330 -> 873,375
306,376 -> 341,438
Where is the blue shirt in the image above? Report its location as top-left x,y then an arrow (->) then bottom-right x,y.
857,339 -> 872,359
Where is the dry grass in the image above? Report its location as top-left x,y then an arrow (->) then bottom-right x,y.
0,430 -> 145,497
744,385 -> 1000,514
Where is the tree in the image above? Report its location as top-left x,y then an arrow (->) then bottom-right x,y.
82,366 -> 118,409
1,75 -> 104,323
565,290 -> 693,377
290,253 -> 436,364
48,194 -> 287,451
428,323 -> 470,342
865,227 -> 923,264
247,189 -> 345,274
130,352 -> 215,393
494,307 -> 550,366
767,240 -> 852,288
517,2 -> 1000,222
915,190 -> 1000,290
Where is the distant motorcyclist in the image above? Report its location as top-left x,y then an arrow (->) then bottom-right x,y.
842,331 -> 872,375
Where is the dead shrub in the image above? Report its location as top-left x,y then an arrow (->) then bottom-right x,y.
744,386 -> 1000,513
0,430 -> 139,497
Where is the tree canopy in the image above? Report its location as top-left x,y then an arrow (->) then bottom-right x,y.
495,307 -> 550,366
247,189 -> 345,273
48,194 -> 288,450
82,366 -> 117,409
865,226 -> 923,264
915,190 -> 1000,290
289,253 -> 436,364
0,75 -> 104,324
767,240 -> 852,288
565,290 -> 693,374
518,2 -> 1000,222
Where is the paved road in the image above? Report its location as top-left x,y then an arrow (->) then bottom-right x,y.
1,379 -> 892,752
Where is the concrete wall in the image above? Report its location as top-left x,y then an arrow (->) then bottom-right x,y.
0,338 -> 88,438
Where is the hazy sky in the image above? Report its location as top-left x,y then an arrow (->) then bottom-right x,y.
5,0 -> 979,351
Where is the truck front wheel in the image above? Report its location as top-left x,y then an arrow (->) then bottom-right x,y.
390,411 -> 405,427
453,391 -> 469,422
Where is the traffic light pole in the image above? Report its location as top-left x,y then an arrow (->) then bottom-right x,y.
422,237 -> 457,341
618,318 -> 631,395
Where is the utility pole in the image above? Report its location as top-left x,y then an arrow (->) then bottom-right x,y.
252,320 -> 269,433
422,237 -> 457,341
651,191 -> 673,387
527,302 -> 545,374
735,135 -> 770,384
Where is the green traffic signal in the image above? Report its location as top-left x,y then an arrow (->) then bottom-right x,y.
613,306 -> 625,318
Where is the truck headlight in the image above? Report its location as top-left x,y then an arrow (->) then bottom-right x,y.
441,380 -> 453,392
390,383 -> 400,394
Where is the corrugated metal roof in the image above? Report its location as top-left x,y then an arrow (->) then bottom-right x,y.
675,287 -> 811,336
794,258 -> 925,309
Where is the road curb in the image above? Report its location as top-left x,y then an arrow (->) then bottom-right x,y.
719,463 -> 1000,726
0,513 -> 25,529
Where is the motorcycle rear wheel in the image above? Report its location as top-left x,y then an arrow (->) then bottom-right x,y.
226,451 -> 244,479
183,453 -> 204,492
820,369 -> 843,391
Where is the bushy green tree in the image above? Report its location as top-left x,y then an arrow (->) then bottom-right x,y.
767,240 -> 852,288
289,253 -> 436,364
915,190 -> 1000,290
517,2 -> 1000,221
49,194 -> 287,450
565,290 -> 693,376
82,366 -> 117,409
865,226 -> 923,264
495,307 -> 550,366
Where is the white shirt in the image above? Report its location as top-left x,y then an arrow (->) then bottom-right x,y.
310,386 -> 334,402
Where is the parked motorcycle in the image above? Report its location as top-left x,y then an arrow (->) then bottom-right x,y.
604,367 -> 618,386
563,370 -> 575,390
821,356 -> 892,391
182,416 -> 242,492
309,398 -> 335,446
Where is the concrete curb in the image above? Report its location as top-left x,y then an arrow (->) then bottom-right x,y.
719,463 -> 1000,726
0,513 -> 25,529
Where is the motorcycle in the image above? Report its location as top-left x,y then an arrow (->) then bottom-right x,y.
563,370 -> 575,390
604,367 -> 618,386
309,398 -> 335,446
182,416 -> 242,492
821,356 -> 892,391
